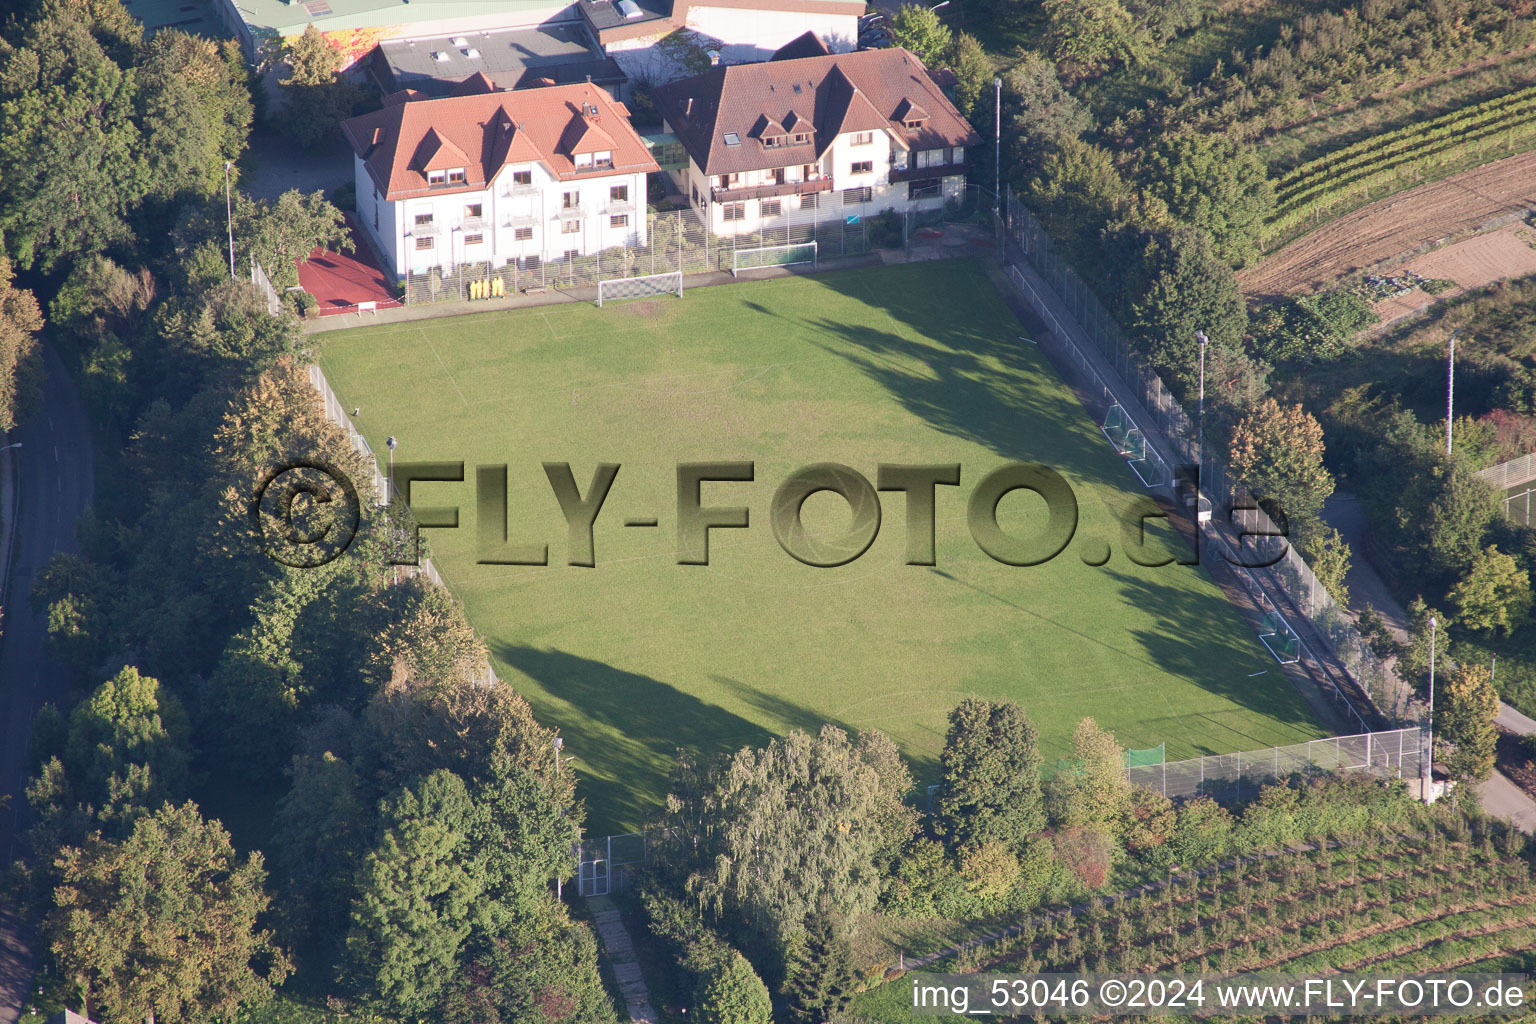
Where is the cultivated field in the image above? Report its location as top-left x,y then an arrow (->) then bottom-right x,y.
1369,225 -> 1536,325
1240,149 -> 1536,297
319,262 -> 1322,830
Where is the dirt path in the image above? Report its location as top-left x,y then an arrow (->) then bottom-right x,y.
1240,150 -> 1536,297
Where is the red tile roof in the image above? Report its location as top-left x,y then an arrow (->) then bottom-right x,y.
653,48 -> 979,176
342,82 -> 659,201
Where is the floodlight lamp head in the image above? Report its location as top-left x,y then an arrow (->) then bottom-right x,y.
553,736 -> 564,750
387,436 -> 398,450
1195,329 -> 1209,346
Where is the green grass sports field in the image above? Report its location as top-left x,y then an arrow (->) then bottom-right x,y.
318,260 -> 1323,831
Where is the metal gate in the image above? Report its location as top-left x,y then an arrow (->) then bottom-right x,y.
579,856 -> 610,897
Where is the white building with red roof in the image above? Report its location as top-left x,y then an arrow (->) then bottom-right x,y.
342,79 -> 659,279
651,46 -> 979,235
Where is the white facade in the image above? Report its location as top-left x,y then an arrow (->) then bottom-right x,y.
670,125 -> 965,234
356,156 -> 649,277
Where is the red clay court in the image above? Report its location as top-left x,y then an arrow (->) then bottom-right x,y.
296,217 -> 402,316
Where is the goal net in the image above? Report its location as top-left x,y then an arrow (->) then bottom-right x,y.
596,270 -> 683,307
1101,404 -> 1137,454
1258,607 -> 1302,665
1102,404 -> 1169,487
731,241 -> 818,276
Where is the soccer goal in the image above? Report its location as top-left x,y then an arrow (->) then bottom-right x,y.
1126,439 -> 1170,488
731,240 -> 818,276
1101,404 -> 1138,455
595,270 -> 683,307
1258,607 -> 1302,665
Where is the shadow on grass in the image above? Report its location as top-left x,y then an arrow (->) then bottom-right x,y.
744,262 -> 1135,495
1101,566 -> 1324,753
494,643 -> 777,833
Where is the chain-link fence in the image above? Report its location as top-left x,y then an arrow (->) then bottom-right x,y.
1477,451 -> 1536,491
402,185 -> 995,304
1126,727 -> 1423,802
577,829 -> 662,896
1004,191 -> 1411,730
252,258 -> 282,316
1506,487 -> 1534,526
305,362 -> 496,685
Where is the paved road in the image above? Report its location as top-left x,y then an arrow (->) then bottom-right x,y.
0,346 -> 94,1022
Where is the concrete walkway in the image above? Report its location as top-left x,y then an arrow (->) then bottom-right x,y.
1321,492 -> 1536,830
587,896 -> 657,1024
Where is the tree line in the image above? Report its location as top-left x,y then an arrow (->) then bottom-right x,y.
626,695 -> 1499,1021
0,2 -> 618,1022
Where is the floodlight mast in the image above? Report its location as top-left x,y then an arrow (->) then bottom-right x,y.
1446,329 -> 1460,456
1424,615 -> 1437,804
1195,329 -> 1208,531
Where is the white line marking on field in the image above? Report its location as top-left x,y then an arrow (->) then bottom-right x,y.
1248,670 -> 1268,677
1018,336 -> 1036,344
418,327 -> 469,408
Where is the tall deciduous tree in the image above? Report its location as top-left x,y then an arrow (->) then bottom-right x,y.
347,770 -> 488,1019
136,31 -> 253,202
946,32 -> 992,118
0,12 -> 147,270
1046,718 -> 1131,830
235,189 -> 352,291
1140,133 -> 1274,268
886,4 -> 952,65
46,802 -> 290,1024
1438,662 -> 1499,784
1450,545 -> 1532,634
1043,0 -> 1142,75
0,251 -> 42,432
664,726 -> 916,966
1228,399 -> 1334,530
63,666 -> 191,807
278,25 -> 364,147
1399,456 -> 1501,584
935,698 -> 1045,854
1126,226 -> 1247,397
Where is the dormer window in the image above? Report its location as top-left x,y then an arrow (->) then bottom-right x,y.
576,152 -> 592,168
593,150 -> 613,168
904,118 -> 926,130
428,169 -> 446,185
763,135 -> 784,148
792,133 -> 810,144
447,167 -> 465,183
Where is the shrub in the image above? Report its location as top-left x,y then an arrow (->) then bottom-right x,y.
1051,826 -> 1115,888
1121,786 -> 1175,851
887,837 -> 964,916
1298,289 -> 1378,338
959,841 -> 1020,898
694,948 -> 772,1024
867,208 -> 904,249
1171,796 -> 1233,865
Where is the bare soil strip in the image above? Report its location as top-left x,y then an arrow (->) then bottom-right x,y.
1241,150 -> 1536,298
